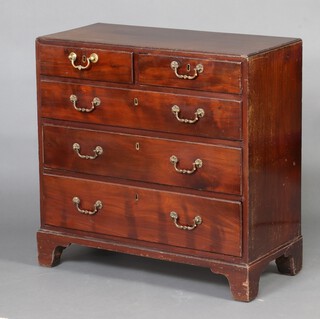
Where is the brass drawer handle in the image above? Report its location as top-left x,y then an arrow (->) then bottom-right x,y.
68,52 -> 98,70
171,105 -> 205,124
72,197 -> 103,215
72,143 -> 103,160
170,211 -> 202,231
170,61 -> 204,80
170,155 -> 202,175
70,94 -> 101,113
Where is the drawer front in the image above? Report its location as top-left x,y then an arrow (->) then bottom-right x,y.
38,44 -> 133,83
43,174 -> 242,257
138,54 -> 242,94
43,125 -> 242,195
40,81 -> 242,140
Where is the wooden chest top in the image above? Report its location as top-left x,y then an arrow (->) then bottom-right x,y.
39,23 -> 299,57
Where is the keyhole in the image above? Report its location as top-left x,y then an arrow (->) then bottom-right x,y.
186,64 -> 191,72
82,55 -> 87,63
134,98 -> 139,106
135,193 -> 139,201
135,142 -> 140,151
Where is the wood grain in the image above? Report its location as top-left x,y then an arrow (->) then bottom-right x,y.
42,124 -> 242,195
138,54 -> 242,94
40,80 -> 242,140
37,43 -> 133,83
246,42 -> 302,261
42,174 -> 242,257
38,23 -> 298,57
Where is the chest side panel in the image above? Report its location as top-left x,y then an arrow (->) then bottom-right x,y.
247,42 -> 302,261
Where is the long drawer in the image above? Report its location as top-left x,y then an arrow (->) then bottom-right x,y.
40,81 -> 242,140
43,125 -> 242,195
43,174 -> 242,257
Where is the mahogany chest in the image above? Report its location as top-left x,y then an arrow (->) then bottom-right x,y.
36,23 -> 302,301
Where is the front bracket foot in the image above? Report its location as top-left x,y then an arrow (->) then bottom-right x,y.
37,231 -> 70,267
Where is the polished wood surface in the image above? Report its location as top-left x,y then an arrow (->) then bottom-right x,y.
36,23 -> 302,301
43,124 -> 242,195
38,43 -> 133,83
39,23 -> 298,57
43,174 -> 242,257
138,54 -> 242,94
40,80 -> 242,140
247,42 -> 302,260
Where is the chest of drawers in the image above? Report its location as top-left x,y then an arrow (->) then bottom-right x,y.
36,23 -> 302,301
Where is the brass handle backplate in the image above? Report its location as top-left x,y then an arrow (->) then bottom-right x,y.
72,197 -> 103,215
70,94 -> 101,113
170,61 -> 204,80
68,52 -> 98,70
170,211 -> 202,230
73,143 -> 103,160
171,105 -> 205,124
170,155 -> 202,175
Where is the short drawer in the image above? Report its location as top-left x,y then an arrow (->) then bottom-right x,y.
40,81 -> 242,140
43,125 -> 242,195
37,43 -> 133,83
138,54 -> 242,94
43,174 -> 242,257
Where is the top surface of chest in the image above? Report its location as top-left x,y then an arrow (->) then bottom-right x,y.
38,23 -> 298,57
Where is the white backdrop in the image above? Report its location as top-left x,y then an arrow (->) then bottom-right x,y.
0,0 -> 319,317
